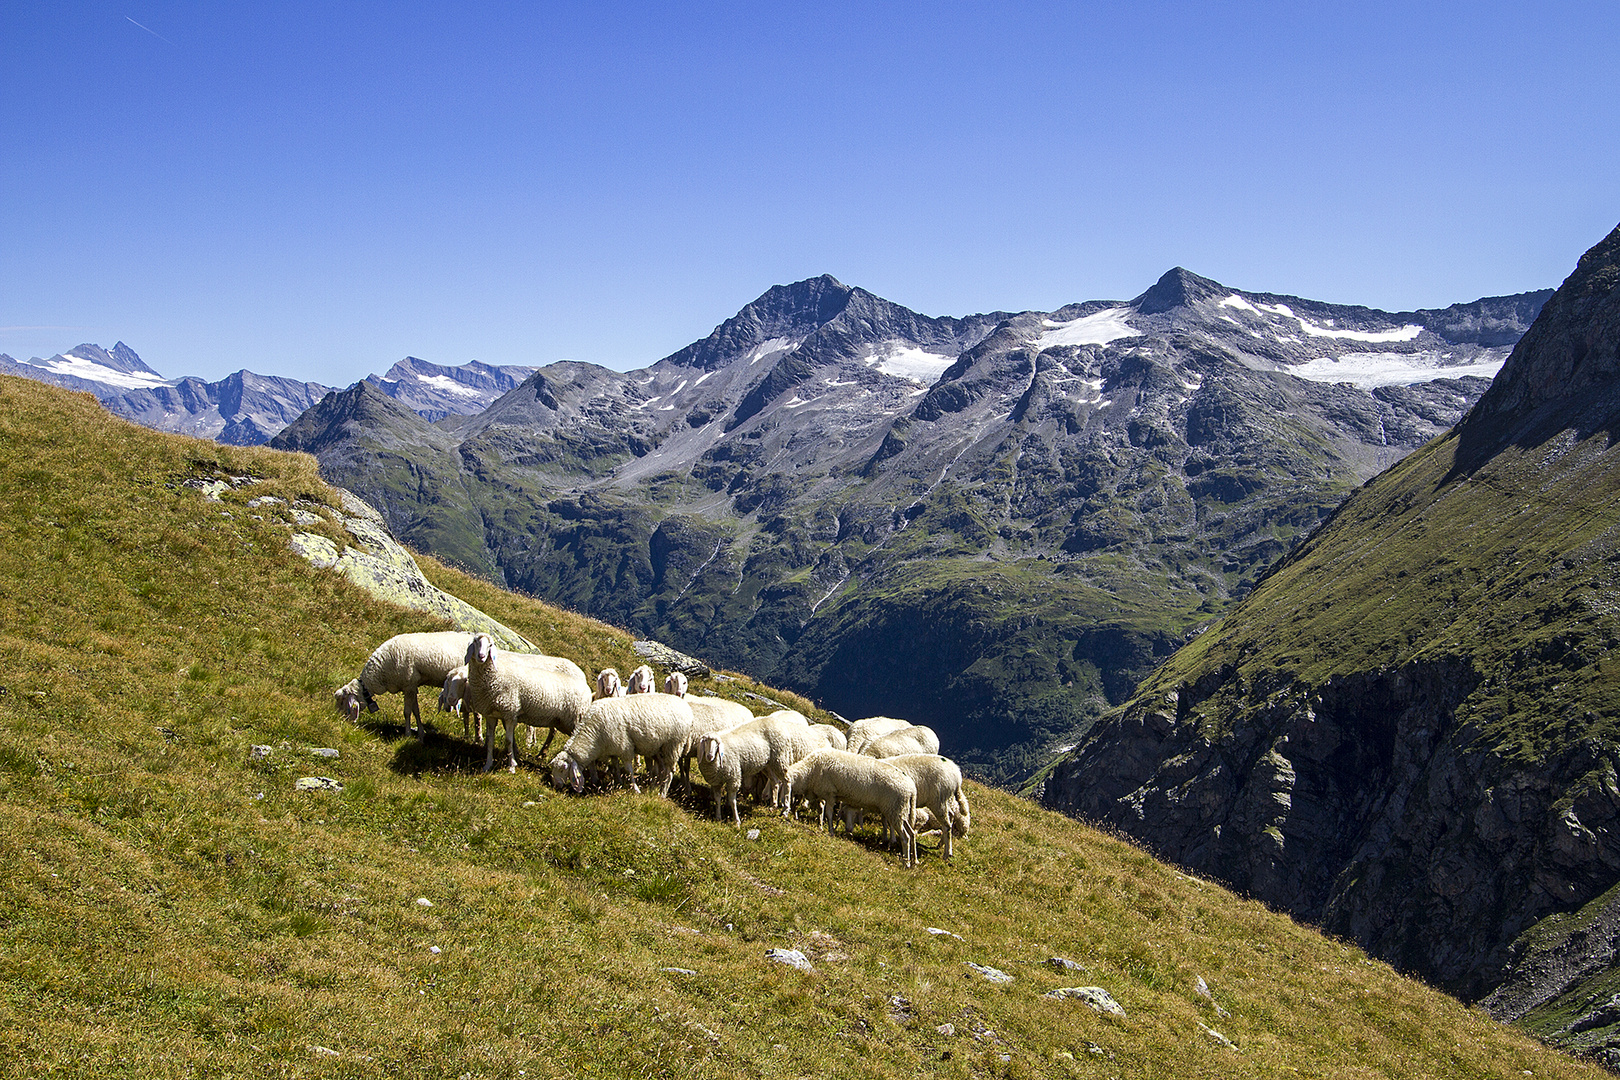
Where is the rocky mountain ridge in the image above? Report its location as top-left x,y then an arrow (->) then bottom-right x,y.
272,269 -> 1549,784
1038,222 -> 1620,1064
0,345 -> 534,444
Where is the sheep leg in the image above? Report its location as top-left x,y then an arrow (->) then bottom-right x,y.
481,711 -> 499,773
503,716 -> 519,773
404,686 -> 422,738
536,726 -> 557,760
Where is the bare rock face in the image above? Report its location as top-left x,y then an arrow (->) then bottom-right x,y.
1040,223 -> 1620,1056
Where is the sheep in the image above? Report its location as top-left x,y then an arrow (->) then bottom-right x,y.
784,749 -> 917,867
548,693 -> 694,796
845,716 -> 912,754
463,634 -> 593,773
859,724 -> 941,759
663,671 -> 689,697
626,664 -> 656,694
437,664 -> 483,742
335,631 -> 470,738
696,712 -> 818,826
673,697 -> 755,793
878,754 -> 968,858
808,723 -> 848,751
595,668 -> 625,699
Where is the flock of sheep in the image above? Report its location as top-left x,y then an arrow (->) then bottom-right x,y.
334,631 -> 970,865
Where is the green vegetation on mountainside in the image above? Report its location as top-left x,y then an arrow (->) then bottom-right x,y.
1129,426 -> 1620,761
8,376 -> 1600,1077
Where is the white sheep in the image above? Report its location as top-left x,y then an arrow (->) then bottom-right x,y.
463,634 -> 593,773
784,749 -> 917,867
696,712 -> 818,826
845,716 -> 912,754
335,631 -> 470,738
548,693 -> 694,796
626,664 -> 656,694
879,754 -> 968,859
449,655 -> 592,754
595,668 -> 625,699
436,664 -> 483,742
674,697 -> 756,793
808,723 -> 848,751
859,724 -> 941,759
663,671 -> 689,697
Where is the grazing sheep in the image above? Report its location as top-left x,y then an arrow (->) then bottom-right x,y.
696,712 -> 817,826
845,716 -> 912,754
548,693 -> 694,796
785,749 -> 917,867
335,631 -> 470,738
463,634 -> 593,773
878,754 -> 968,858
663,671 -> 689,697
595,668 -> 625,700
859,724 -> 941,759
626,665 -> 656,694
674,697 -> 755,793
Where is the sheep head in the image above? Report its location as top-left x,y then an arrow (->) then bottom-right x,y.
663,671 -> 688,697
334,680 -> 365,723
595,668 -> 622,699
699,734 -> 724,767
626,665 -> 654,694
466,633 -> 495,666
549,753 -> 583,793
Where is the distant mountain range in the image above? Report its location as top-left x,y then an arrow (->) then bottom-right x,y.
265,268 -> 1551,783
0,345 -> 536,444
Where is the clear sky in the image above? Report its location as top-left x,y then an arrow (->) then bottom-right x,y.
3,1 -> 1618,385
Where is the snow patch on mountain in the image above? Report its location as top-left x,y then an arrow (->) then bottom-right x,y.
1036,308 -> 1140,349
1288,351 -> 1505,388
36,352 -> 170,390
412,374 -> 485,398
745,337 -> 802,365
1221,295 -> 1424,343
866,343 -> 957,383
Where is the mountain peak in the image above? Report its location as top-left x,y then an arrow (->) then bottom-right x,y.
1458,221 -> 1620,451
1133,267 -> 1226,315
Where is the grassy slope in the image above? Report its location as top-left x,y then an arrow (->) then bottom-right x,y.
1124,423 -> 1620,761
0,376 -> 1602,1079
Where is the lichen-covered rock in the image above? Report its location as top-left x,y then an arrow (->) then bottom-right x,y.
1044,986 -> 1125,1017
289,488 -> 533,653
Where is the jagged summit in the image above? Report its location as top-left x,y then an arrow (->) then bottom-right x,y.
271,378 -> 427,456
1133,266 -> 1227,315
661,275 -> 857,371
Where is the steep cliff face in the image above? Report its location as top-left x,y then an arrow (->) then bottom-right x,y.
1041,223 -> 1620,1052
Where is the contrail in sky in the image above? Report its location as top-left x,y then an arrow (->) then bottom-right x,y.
125,16 -> 176,46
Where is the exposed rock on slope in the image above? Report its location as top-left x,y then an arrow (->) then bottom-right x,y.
1040,222 -> 1620,1056
276,271 -> 1546,784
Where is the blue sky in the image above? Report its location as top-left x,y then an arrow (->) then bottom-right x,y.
3,1 -> 1617,385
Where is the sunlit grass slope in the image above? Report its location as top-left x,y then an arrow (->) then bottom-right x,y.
0,376 -> 1602,1078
